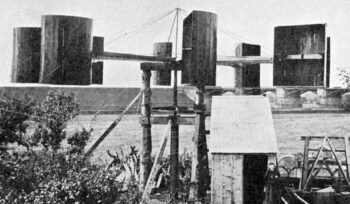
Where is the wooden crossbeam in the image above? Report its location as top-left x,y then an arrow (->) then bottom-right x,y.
93,52 -> 273,66
217,56 -> 272,66
93,51 -> 176,62
139,115 -> 195,125
301,136 -> 345,140
286,54 -> 323,60
140,62 -> 182,71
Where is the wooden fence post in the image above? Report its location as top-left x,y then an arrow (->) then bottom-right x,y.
140,67 -> 152,189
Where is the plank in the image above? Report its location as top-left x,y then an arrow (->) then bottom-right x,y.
301,136 -> 345,140
84,91 -> 141,158
139,115 -> 195,125
94,52 -> 273,66
286,54 -> 323,60
94,51 -> 176,62
217,56 -> 272,66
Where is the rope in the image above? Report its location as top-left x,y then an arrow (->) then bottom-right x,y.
89,87 -> 130,129
105,9 -> 176,46
167,12 -> 177,42
219,28 -> 273,56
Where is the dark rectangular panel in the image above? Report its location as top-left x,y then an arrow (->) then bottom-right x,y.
273,24 -> 326,86
181,11 -> 217,86
236,43 -> 261,87
92,62 -> 103,84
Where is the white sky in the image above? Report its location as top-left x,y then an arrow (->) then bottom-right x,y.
1,0 -> 350,87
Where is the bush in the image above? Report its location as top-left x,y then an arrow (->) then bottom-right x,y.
32,90 -> 80,150
338,68 -> 350,89
67,127 -> 91,154
0,93 -> 35,150
0,90 -> 143,204
0,150 -> 136,204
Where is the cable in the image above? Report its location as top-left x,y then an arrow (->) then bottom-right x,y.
105,9 -> 176,46
219,28 -> 273,56
108,9 -> 175,43
167,12 -> 177,42
89,87 -> 129,129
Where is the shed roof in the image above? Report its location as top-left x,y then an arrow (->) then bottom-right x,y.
209,96 -> 278,154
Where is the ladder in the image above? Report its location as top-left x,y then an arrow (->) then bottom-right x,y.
300,136 -> 350,191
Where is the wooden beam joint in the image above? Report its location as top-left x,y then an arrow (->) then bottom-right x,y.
140,61 -> 183,71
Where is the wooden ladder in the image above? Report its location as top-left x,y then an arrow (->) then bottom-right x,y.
300,136 -> 350,191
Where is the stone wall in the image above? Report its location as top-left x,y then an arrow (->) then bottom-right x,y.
0,84 -> 194,114
1,85 -> 349,114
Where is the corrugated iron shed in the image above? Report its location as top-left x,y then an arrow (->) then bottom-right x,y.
209,96 -> 278,154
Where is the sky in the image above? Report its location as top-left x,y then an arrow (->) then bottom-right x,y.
1,0 -> 350,87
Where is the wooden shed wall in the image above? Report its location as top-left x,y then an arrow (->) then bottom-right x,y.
211,154 -> 243,204
211,153 -> 277,204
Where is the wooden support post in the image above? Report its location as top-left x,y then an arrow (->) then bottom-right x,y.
170,114 -> 179,200
326,37 -> 331,88
233,65 -> 243,95
140,66 -> 152,189
189,85 -> 210,201
301,136 -> 310,190
141,121 -> 171,203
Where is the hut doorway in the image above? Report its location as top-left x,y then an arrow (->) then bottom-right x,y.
243,154 -> 268,204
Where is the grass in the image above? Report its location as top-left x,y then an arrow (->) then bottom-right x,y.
63,113 -> 350,164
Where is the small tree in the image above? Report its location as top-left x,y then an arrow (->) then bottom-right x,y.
0,93 -> 35,150
67,127 -> 91,154
32,90 -> 80,150
338,68 -> 350,88
338,68 -> 350,110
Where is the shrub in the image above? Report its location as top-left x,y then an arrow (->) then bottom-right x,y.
67,127 -> 92,154
338,68 -> 350,88
32,90 -> 80,150
337,69 -> 350,110
0,93 -> 35,150
0,89 -> 143,203
0,150 -> 129,204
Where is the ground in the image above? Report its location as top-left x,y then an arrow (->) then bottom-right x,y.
63,113 -> 350,163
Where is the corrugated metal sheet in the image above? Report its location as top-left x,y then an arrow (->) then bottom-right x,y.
209,96 -> 278,154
